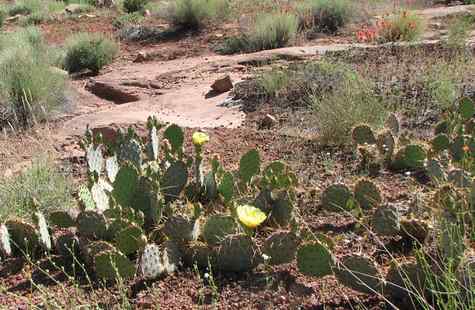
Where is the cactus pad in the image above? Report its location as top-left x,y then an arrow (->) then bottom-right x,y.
95,249 -> 136,281
112,164 -> 139,208
297,242 -> 334,277
105,156 -> 119,183
203,215 -> 237,245
146,125 -> 159,161
218,172 -> 234,203
49,210 -> 76,228
164,124 -> 184,155
376,130 -> 395,159
392,144 -> 426,170
334,255 -> 382,294
118,138 -> 142,168
161,161 -> 188,202
449,135 -> 465,162
385,113 -> 400,136
163,215 -> 200,243
262,161 -> 297,190
6,220 -> 39,255
55,231 -> 79,258
32,211 -> 52,251
86,144 -> 103,176
78,185 -> 95,211
371,205 -> 400,236
141,243 -> 164,280
263,231 -> 299,265
386,261 -> 425,300
0,224 -> 12,257
80,240 -> 115,266
426,159 -> 446,184
458,97 -> 475,120
270,194 -> 294,227
182,241 -> 217,268
321,184 -> 352,212
203,171 -> 218,201
352,124 -> 376,145
431,134 -> 450,154
239,149 -> 260,184
354,179 -> 382,210
217,234 -> 257,272
91,181 -> 110,213
76,211 -> 107,239
115,224 -> 147,255
400,218 -> 430,243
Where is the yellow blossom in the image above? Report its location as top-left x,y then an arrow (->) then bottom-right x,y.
192,132 -> 210,146
236,205 -> 266,229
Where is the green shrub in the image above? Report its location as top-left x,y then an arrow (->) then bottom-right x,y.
160,0 -> 229,30
445,15 -> 474,49
112,12 -> 144,29
311,62 -> 387,145
64,33 -> 118,74
0,156 -> 74,221
376,11 -> 424,43
0,9 -> 5,28
123,0 -> 148,13
0,27 -> 67,128
219,12 -> 298,53
297,0 -> 353,34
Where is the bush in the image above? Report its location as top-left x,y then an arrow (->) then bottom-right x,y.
0,9 -> 5,28
218,12 -> 298,53
376,11 -> 424,43
311,62 -> 387,145
123,0 -> 148,13
0,27 -> 67,128
297,0 -> 353,34
112,12 -> 144,29
160,0 -> 229,30
64,33 -> 118,74
0,156 -> 73,221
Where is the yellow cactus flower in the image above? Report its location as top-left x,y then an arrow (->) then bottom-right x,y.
237,205 -> 267,229
192,132 -> 210,146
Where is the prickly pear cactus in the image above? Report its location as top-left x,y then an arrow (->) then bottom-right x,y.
146,124 -> 159,161
449,135 -> 465,162
55,231 -> 79,258
91,181 -> 110,213
203,215 -> 237,245
203,171 -> 218,201
76,211 -> 107,239
94,249 -> 136,281
269,192 -> 294,227
354,179 -> 382,210
297,242 -> 334,277
0,224 -> 12,257
447,169 -> 471,188
160,240 -> 181,274
32,211 -> 51,251
80,240 -> 115,266
118,138 -> 142,168
458,97 -> 475,119
105,156 -> 119,183
217,234 -> 258,272
321,184 -> 352,212
385,113 -> 400,136
425,159 -> 446,184
163,215 -> 200,243
386,260 -> 426,300
376,130 -> 395,160
164,124 -> 184,154
334,255 -> 382,294
141,243 -> 164,280
86,144 -> 103,176
392,144 -> 426,171
115,224 -> 147,255
400,218 -> 430,243
262,231 -> 299,265
218,172 -> 234,203
112,164 -> 139,208
6,220 -> 39,255
352,124 -> 376,145
49,210 -> 76,228
239,149 -> 260,184
182,241 -> 217,268
78,185 -> 95,211
261,161 -> 297,190
371,204 -> 400,236
161,161 -> 188,202
254,189 -> 273,214
431,134 -> 450,154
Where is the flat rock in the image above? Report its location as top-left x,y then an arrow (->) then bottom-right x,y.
85,79 -> 141,104
211,75 -> 233,93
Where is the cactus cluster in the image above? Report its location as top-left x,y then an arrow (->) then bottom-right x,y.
352,114 -> 429,175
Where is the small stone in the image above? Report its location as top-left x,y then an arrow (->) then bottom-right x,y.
259,114 -> 277,129
144,9 -> 151,17
210,75 -> 233,93
65,4 -> 84,14
134,51 -> 149,63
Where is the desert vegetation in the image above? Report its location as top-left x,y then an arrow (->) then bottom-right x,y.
1,0 -> 475,309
